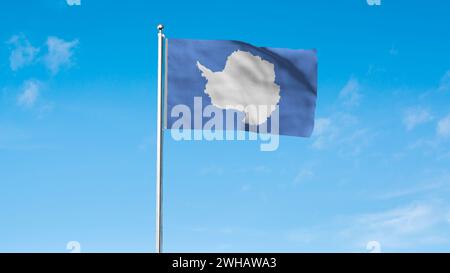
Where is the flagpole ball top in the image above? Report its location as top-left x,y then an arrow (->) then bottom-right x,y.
157,24 -> 164,31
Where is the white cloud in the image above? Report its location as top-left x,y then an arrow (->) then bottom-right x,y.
286,229 -> 317,244
293,167 -> 314,184
376,173 -> 450,200
7,35 -> 39,71
339,77 -> 361,107
66,0 -> 81,6
377,182 -> 443,200
340,128 -> 373,157
199,165 -> 225,176
438,71 -> 450,92
282,200 -> 450,251
339,201 -> 450,249
402,107 -> 433,131
312,118 -> 335,149
313,118 -> 331,136
312,114 -> 361,152
7,35 -> 79,75
44,36 -> 78,74
237,165 -> 272,174
17,80 -> 40,108
437,114 -> 450,138
355,203 -> 436,234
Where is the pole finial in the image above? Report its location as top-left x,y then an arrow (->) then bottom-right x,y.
157,24 -> 164,31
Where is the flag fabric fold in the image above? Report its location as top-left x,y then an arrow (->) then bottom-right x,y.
165,39 -> 318,138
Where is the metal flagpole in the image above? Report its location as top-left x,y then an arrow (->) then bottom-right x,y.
155,24 -> 165,253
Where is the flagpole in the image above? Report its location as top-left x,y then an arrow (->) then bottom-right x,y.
156,23 -> 165,253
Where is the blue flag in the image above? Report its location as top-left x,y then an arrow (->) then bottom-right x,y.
165,39 -> 317,138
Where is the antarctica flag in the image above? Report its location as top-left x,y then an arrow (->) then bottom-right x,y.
165,39 -> 318,137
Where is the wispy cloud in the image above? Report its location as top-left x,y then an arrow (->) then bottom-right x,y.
17,80 -> 40,108
233,165 -> 272,175
339,77 -> 361,107
438,70 -> 450,92
44,36 -> 78,74
340,201 -> 450,249
311,117 -> 336,149
354,203 -> 436,234
377,183 -> 443,200
199,165 -> 225,176
437,114 -> 450,138
285,228 -> 317,244
405,113 -> 450,154
280,200 -> 450,251
293,166 -> 314,184
375,174 -> 450,200
339,128 -> 374,157
402,107 -> 433,131
7,34 -> 39,71
311,113 -> 368,155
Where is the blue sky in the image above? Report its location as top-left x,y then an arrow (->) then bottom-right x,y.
1,0 -> 450,253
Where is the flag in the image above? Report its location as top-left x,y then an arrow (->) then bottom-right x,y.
165,39 -> 317,137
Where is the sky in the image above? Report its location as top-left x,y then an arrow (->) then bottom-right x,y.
1,0 -> 450,253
